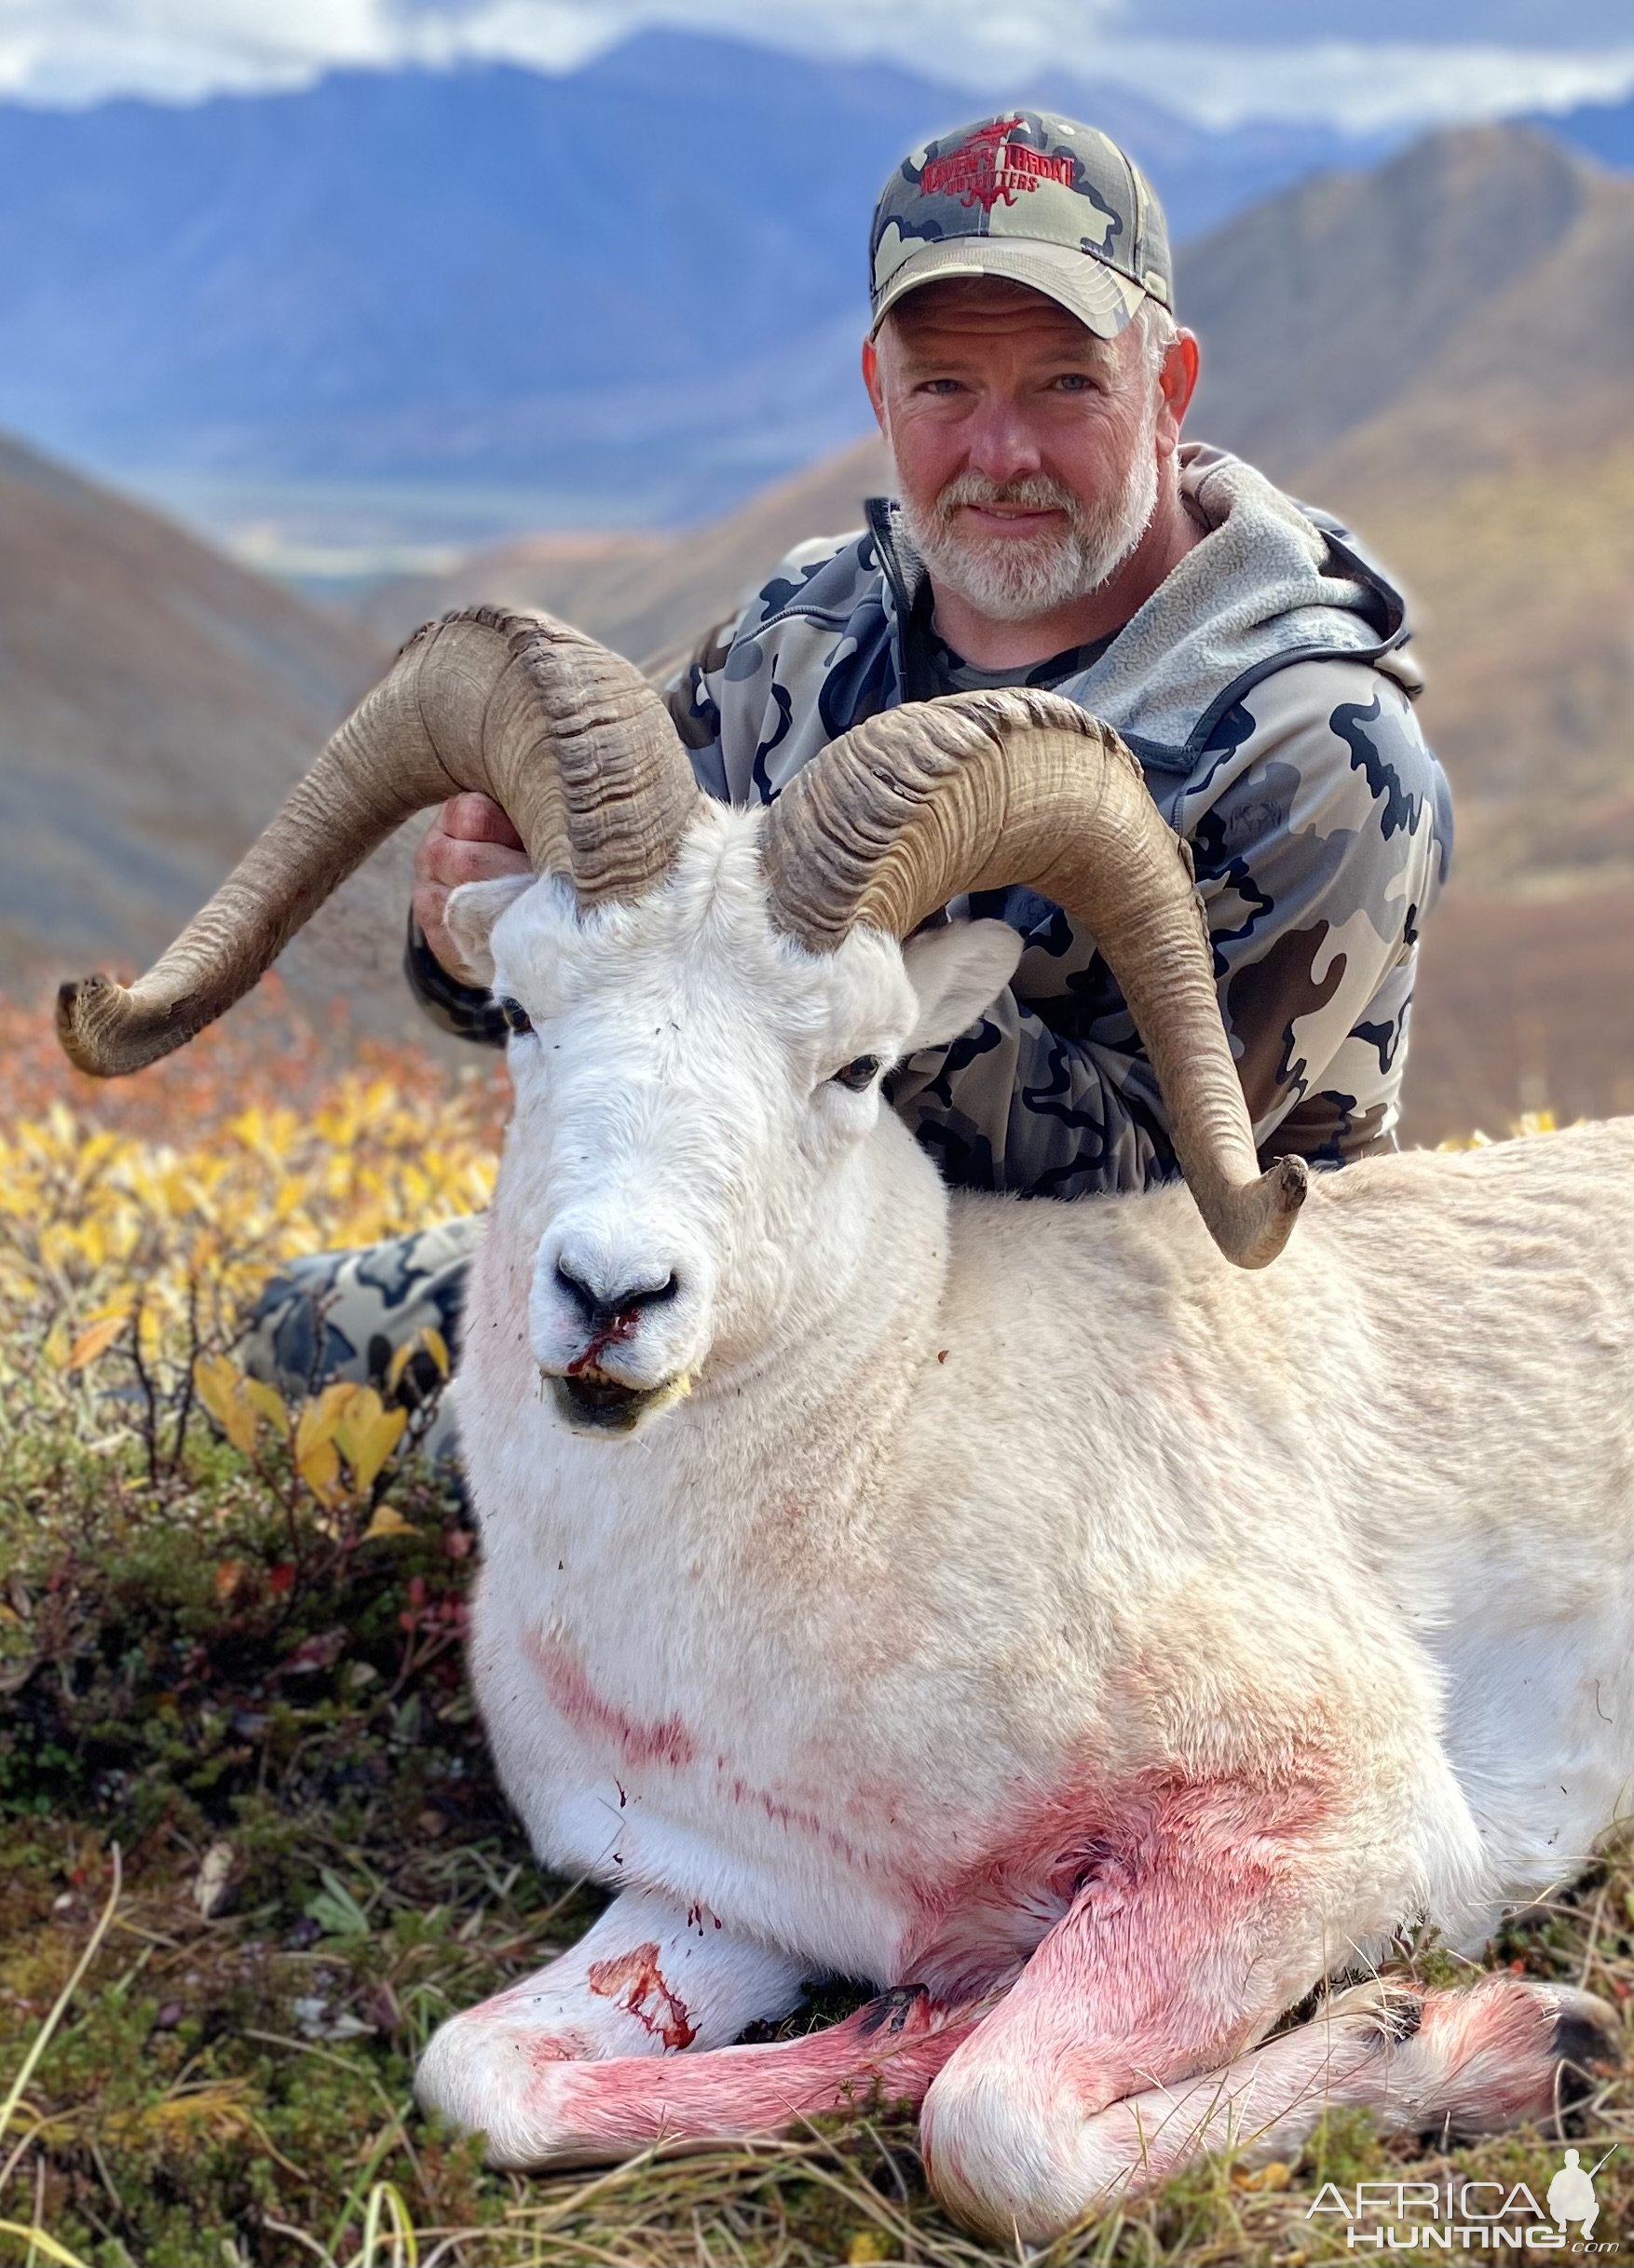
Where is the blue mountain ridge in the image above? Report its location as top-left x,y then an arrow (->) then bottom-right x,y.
0,28 -> 1620,541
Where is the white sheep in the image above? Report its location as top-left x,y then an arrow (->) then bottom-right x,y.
59,609 -> 1629,2247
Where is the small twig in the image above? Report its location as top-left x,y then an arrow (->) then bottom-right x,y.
1576,1880 -> 1610,1990
126,1298 -> 160,1488
168,1274 -> 201,1472
0,2105 -> 51,2197
88,2135 -> 126,2222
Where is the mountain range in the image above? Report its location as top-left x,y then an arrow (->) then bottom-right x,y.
3,29 -> 1629,564
0,33 -> 1406,555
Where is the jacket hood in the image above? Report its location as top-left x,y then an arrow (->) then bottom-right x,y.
869,441 -> 1418,774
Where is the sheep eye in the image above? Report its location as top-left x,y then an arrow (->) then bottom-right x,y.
831,1054 -> 881,1093
497,997 -> 533,1037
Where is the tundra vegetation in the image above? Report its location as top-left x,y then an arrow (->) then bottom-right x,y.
1,985 -> 1631,2267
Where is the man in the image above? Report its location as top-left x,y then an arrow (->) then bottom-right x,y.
248,111 -> 1450,1414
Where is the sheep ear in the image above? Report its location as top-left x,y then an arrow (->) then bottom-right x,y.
443,875 -> 535,991
900,919 -> 1023,1053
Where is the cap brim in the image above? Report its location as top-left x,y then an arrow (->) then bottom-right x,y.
871,237 -> 1146,339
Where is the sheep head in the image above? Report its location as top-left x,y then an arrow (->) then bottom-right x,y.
444,689 -> 1305,1434
446,814 -> 1027,1433
53,608 -> 1302,1437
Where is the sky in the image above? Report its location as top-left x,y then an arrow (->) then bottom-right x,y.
3,0 -> 1634,129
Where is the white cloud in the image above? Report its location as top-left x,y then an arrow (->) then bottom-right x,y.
1072,36 -> 1634,130
0,0 -> 404,102
2,0 -> 1633,127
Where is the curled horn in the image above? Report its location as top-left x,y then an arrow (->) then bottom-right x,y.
760,686 -> 1306,1270
57,606 -> 701,1078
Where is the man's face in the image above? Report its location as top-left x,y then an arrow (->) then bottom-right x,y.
863,279 -> 1193,625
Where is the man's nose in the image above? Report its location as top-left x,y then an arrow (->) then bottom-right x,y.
961,396 -> 1043,485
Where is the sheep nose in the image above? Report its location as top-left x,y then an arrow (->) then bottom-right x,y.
553,1258 -> 679,1329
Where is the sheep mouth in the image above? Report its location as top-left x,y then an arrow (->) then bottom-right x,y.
550,1366 -> 691,1434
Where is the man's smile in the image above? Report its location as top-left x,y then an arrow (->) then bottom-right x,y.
959,502 -> 1067,534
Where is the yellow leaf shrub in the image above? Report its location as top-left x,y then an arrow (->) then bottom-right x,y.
0,983 -> 506,1491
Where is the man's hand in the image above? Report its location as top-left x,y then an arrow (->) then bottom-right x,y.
413,794 -> 531,985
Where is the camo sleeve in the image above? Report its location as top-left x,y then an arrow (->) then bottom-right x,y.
1202,662 -> 1450,1162
886,659 -> 1451,1195
660,612 -> 738,802
402,916 -> 509,1047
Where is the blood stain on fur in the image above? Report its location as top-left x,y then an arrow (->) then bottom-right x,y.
527,1631 -> 697,1769
586,1941 -> 698,2049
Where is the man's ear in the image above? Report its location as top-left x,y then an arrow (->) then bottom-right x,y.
861,332 -> 887,435
444,874 -> 535,991
899,920 -> 1023,1053
1158,328 -> 1201,455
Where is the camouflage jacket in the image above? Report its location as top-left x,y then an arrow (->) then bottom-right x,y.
407,442 -> 1453,1197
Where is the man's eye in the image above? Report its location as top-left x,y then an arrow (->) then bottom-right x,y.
919,378 -> 963,396
831,1054 -> 881,1092
1054,372 -> 1096,391
497,998 -> 533,1037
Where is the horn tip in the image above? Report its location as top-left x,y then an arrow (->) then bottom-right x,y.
56,973 -> 157,1079
1207,1151 -> 1307,1279
1274,1153 -> 1309,1208
1227,1153 -> 1308,1269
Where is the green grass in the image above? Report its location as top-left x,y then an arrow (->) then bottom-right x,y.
2,1414 -> 1631,2265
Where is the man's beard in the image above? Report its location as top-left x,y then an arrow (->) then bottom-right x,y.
895,414 -> 1160,628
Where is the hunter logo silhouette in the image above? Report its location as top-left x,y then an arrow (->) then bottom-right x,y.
1548,2146 -> 1615,2240
919,117 -> 1075,211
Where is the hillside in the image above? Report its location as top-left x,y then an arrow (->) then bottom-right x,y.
1223,130 -> 1634,1138
1177,126 -> 1634,882
356,435 -> 892,672
0,431 -> 428,1038
1178,126 -> 1620,482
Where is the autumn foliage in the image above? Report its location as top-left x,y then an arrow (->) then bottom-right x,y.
0,982 -> 505,1510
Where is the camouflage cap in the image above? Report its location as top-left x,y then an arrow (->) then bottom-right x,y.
869,110 -> 1174,340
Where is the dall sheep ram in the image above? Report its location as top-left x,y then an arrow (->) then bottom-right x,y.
60,609 -> 1632,2246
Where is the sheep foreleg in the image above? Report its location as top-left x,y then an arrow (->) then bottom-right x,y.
416,1887 -> 807,2161
416,1887 -> 982,2166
